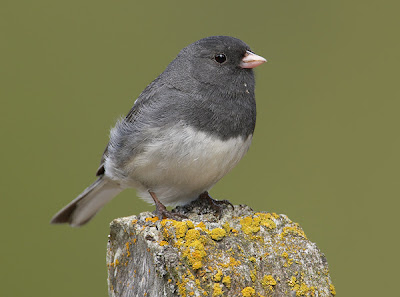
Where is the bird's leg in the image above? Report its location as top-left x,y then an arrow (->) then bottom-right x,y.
148,191 -> 187,220
197,191 -> 234,218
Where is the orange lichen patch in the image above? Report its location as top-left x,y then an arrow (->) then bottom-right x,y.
241,286 -> 256,296
131,219 -> 138,225
330,284 -> 336,296
133,238 -> 137,244
125,242 -> 131,257
114,259 -> 120,266
222,276 -> 231,288
145,216 -> 159,223
210,228 -> 226,241
280,224 -> 307,240
159,240 -> 168,246
212,283 -> 223,297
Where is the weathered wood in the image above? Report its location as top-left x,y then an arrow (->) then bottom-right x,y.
107,199 -> 336,297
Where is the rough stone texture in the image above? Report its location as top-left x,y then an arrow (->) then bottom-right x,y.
107,199 -> 336,297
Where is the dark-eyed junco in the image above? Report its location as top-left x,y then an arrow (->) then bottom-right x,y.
51,36 -> 266,227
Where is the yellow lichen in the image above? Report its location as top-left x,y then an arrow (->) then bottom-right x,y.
262,275 -> 276,286
186,220 -> 195,229
211,228 -> 226,241
288,276 -> 315,296
250,269 -> 257,282
159,240 -> 168,246
241,287 -> 256,297
219,256 -> 241,268
222,222 -> 231,233
249,256 -> 256,263
212,283 -> 223,296
196,222 -> 207,231
145,216 -> 159,223
192,261 -> 203,270
240,213 -> 277,235
262,275 -> 277,291
182,239 -> 206,269
213,270 -> 223,282
255,212 -> 277,229
125,242 -> 131,257
177,280 -> 187,297
330,284 -> 336,296
131,219 -> 138,224
296,283 -> 315,296
174,221 -> 189,238
222,276 -> 231,288
185,229 -> 200,242
280,224 -> 307,240
240,216 -> 260,235
288,276 -> 297,287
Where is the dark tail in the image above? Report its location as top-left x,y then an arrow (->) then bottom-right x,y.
50,177 -> 122,227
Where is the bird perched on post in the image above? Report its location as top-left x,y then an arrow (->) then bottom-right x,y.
51,36 -> 266,227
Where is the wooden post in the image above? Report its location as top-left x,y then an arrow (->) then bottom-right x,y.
107,200 -> 336,297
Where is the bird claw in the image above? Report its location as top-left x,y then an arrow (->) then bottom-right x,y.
149,190 -> 188,221
198,191 -> 234,219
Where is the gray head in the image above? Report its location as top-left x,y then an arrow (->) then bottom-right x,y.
161,36 -> 266,96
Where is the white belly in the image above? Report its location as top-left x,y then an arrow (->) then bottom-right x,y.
108,125 -> 252,206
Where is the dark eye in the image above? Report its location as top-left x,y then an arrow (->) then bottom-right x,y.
214,53 -> 227,64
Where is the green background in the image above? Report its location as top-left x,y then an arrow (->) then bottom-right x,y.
1,1 -> 399,296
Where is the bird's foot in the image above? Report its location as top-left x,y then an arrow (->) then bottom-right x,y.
149,191 -> 187,220
197,191 -> 234,219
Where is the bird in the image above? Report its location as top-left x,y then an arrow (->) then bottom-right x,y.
50,36 -> 266,227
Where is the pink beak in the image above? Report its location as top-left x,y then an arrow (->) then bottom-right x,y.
240,50 -> 267,69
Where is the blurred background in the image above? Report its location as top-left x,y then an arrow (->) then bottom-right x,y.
1,1 -> 399,296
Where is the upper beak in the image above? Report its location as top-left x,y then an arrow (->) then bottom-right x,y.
240,50 -> 267,69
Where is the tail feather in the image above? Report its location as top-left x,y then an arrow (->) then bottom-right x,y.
50,177 -> 122,227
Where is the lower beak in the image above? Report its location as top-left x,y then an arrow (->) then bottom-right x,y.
240,50 -> 267,69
